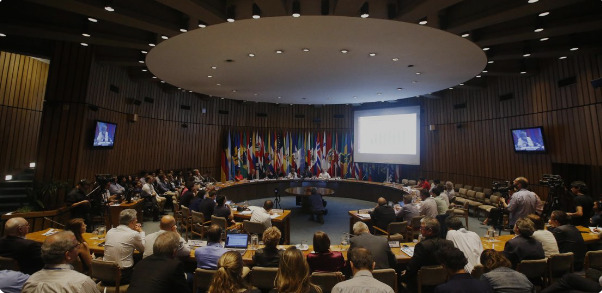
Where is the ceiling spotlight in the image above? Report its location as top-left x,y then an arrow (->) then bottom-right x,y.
527,0 -> 539,3
449,88 -> 453,90
198,21 -> 207,28
141,51 -> 147,54
82,33 -> 91,37
476,75 -> 482,78
217,83 -> 221,86
340,49 -> 349,54
461,33 -> 470,38
520,71 -> 527,74
207,75 -> 213,78
415,72 -> 421,75
482,70 -> 488,73
368,53 -> 376,57
353,96 -> 358,99
459,83 -> 464,86
360,2 -> 369,18
397,88 -> 403,91
418,17 -> 427,25
248,53 -> 255,57
161,35 -> 168,40
534,27 -> 544,33
142,69 -> 147,72
227,5 -> 236,22
232,90 -> 237,93
180,28 -> 187,33
160,80 -> 166,83
276,50 -> 284,54
523,53 -> 531,57
211,66 -> 217,69
104,5 -> 114,12
540,37 -> 549,41
149,43 -> 156,47
302,48 -> 310,52
88,17 -> 98,22
138,60 -> 144,64
177,88 -> 181,90
488,60 -> 494,64
539,12 -> 549,17
221,97 -> 225,100
559,56 -> 567,60
189,90 -> 192,93
80,42 -> 88,46
292,0 -> 301,17
392,58 -> 399,61
252,3 -> 261,19
152,76 -> 157,79
482,47 -> 490,51
570,47 -> 579,51
277,96 -> 281,99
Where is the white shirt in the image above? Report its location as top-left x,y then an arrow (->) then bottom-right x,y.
143,230 -> 190,258
318,172 -> 331,179
446,228 -> 483,273
142,183 -> 162,200
250,208 -> 272,229
532,229 -> 559,258
103,225 -> 145,268
287,172 -> 299,179
22,264 -> 99,293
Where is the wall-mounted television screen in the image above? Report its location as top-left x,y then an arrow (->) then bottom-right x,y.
511,126 -> 546,153
92,120 -> 116,148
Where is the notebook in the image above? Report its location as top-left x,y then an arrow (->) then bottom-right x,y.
224,233 -> 249,254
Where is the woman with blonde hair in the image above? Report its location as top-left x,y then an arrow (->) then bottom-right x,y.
275,247 -> 322,293
208,251 -> 259,293
64,218 -> 93,273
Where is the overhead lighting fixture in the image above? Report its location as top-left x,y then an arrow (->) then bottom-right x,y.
160,80 -> 166,83
248,53 -> 255,57
523,53 -> 531,57
252,3 -> 261,19
5,175 -> 13,181
459,83 -> 464,86
232,90 -> 237,93
520,71 -> 527,74
29,162 -> 36,168
449,88 -> 453,90
142,69 -> 147,72
180,28 -> 187,33
88,17 -> 98,22
368,53 -> 376,57
461,33 -> 470,38
292,0 -> 301,17
141,50 -> 147,54
340,49 -> 349,54
104,6 -> 114,12
0,33 -> 7,37
559,56 -> 567,60
149,43 -> 156,47
534,27 -> 544,33
104,1 -> 115,12
276,50 -> 284,54
360,2 -> 369,18
161,35 -> 168,40
540,37 -> 549,41
415,72 -> 421,75
217,83 -> 221,86
418,17 -> 427,25
392,58 -> 399,61
152,76 -> 157,79
82,33 -> 91,37
476,75 -> 482,78
80,43 -> 88,46
198,21 -> 207,28
227,5 -> 236,22
527,0 -> 539,3
482,70 -> 488,73
302,48 -> 310,52
539,12 -> 549,17
570,47 -> 579,51
138,60 -> 144,64
482,47 -> 490,51
211,66 -> 217,69
397,88 -> 403,91
207,75 -> 213,78
488,60 -> 494,64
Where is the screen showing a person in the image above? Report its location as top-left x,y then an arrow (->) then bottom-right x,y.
93,121 -> 116,147
511,127 -> 546,152
353,106 -> 420,165
225,234 -> 249,248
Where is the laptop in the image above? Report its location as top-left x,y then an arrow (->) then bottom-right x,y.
224,233 -> 249,254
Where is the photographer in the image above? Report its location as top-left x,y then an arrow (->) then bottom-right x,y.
567,181 -> 593,227
499,177 -> 542,227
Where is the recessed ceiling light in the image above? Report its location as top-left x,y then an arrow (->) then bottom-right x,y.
0,33 -> 6,37
570,47 -> 579,51
419,20 -> 427,25
528,0 -> 539,3
161,35 -> 168,40
227,18 -> 235,23
152,76 -> 157,79
149,43 -> 156,47
207,75 -> 213,78
397,88 -> 403,90
461,33 -> 470,38
488,60 -> 494,64
253,15 -> 260,20
520,71 -> 527,74
177,88 -> 181,90
221,97 -> 225,100
198,23 -> 207,28
340,49 -> 349,54
559,56 -> 567,59
180,28 -> 187,33
141,50 -> 147,54
482,47 -> 490,51
369,53 -> 376,57
415,72 -> 421,75
539,12 -> 549,17
248,53 -> 255,57
459,83 -> 464,86
377,93 -> 382,95
392,58 -> 399,61
189,90 -> 192,92
482,70 -> 488,73
540,37 -> 549,41
142,69 -> 147,72
104,6 -> 114,12
292,12 -> 300,18
276,50 -> 284,54
523,53 -> 531,57
277,96 -> 281,99
138,60 -> 144,64
82,33 -> 91,37
211,66 -> 217,69
160,80 -> 165,83
232,90 -> 237,93
217,83 -> 221,86
449,87 -> 453,90
476,75 -> 482,78
302,48 -> 310,52
534,28 -> 544,33
88,17 -> 98,22
80,42 -> 88,46
353,96 -> 358,99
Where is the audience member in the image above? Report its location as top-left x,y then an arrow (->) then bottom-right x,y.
502,218 -> 545,269
109,176 -> 127,196
395,193 -> 420,224
252,227 -> 282,267
65,179 -> 91,224
445,217 -> 483,273
331,247 -> 393,293
499,177 -> 541,227
370,197 -> 396,232
479,249 -> 534,293
403,217 -> 454,291
213,194 -> 236,225
179,182 -> 196,207
274,247 -> 322,293
442,181 -> 456,203
234,169 -> 244,182
21,231 -> 99,293
143,215 -> 190,258
195,224 -> 227,269
433,246 -> 492,293
0,217 -> 44,274
65,218 -> 93,274
526,214 -> 559,258
103,209 -> 145,284
127,232 -> 190,293
433,186 -> 449,215
349,222 -> 396,269
567,181 -> 593,227
156,174 -> 178,199
306,231 -> 345,273
250,200 -> 274,229
189,189 -> 206,212
548,210 -> 587,271
541,273 -> 602,293
200,189 -> 218,221
308,188 -> 327,224
416,178 -> 431,190
419,188 -> 438,218
142,175 -> 166,213
287,167 -> 299,179
0,270 -> 29,293
208,251 -> 259,293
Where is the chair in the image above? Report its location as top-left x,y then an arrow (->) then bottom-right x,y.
374,221 -> 407,242
417,265 -> 447,293
402,179 -> 409,185
193,268 -> 217,293
448,201 -> 470,229
482,188 -> 493,197
0,256 -> 19,271
408,180 -> 417,186
454,183 -> 463,192
90,259 -> 129,293
548,252 -> 574,284
470,264 -> 484,279
463,185 -> 473,191
191,210 -> 209,239
407,216 -> 424,240
243,220 -> 267,236
180,206 -> 192,240
310,271 -> 345,293
478,195 -> 500,220
584,250 -> 602,271
468,192 -> 485,215
373,268 -> 398,293
249,266 -> 278,291
517,258 -> 548,288
172,196 -> 181,225
211,215 -> 228,230
473,186 -> 483,193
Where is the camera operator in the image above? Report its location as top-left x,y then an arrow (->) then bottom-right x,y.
567,181 -> 593,227
499,177 -> 542,227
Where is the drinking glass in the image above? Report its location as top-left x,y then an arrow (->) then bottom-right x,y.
251,234 -> 259,250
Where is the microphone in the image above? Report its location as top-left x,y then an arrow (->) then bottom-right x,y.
44,217 -> 65,228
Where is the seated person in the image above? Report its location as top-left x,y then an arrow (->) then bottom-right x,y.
65,180 -> 91,224
503,217 -> 545,269
234,170 -> 244,182
287,167 -> 299,179
213,195 -> 236,226
0,269 -> 30,293
0,217 -> 44,274
249,200 -> 273,229
252,227 -> 282,267
208,252 -> 257,293
274,247 -> 321,293
369,197 -> 396,232
306,231 -> 345,273
103,209 -> 145,284
332,247 -> 394,293
480,249 -> 534,292
318,169 -> 331,179
199,189 -> 217,220
308,188 -> 327,224
65,218 -> 93,274
433,246 -> 493,293
526,214 -> 559,258
548,210 -> 587,271
195,224 -> 227,269
188,189 -> 206,213
350,222 -> 396,270
395,193 -> 420,223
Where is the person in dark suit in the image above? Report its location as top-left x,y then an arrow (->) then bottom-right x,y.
434,246 -> 493,293
349,222 -> 396,270
370,197 -> 396,233
252,227 -> 282,267
548,210 -> 587,271
0,217 -> 44,274
402,216 -> 455,292
503,217 -> 545,269
127,231 -> 190,293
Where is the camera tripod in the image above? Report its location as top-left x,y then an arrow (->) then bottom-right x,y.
274,188 -> 282,209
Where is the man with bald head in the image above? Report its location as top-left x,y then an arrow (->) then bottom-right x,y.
21,231 -> 99,293
143,215 -> 190,258
0,217 -> 44,274
369,197 -> 396,232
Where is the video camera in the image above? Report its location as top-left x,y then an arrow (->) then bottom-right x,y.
539,174 -> 564,188
492,180 -> 512,193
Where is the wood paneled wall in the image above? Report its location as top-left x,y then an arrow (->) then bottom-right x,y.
0,51 -> 48,176
423,51 -> 602,197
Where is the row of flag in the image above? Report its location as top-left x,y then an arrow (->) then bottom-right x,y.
220,130 -> 402,183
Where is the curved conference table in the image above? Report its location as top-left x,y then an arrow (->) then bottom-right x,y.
214,178 -> 409,203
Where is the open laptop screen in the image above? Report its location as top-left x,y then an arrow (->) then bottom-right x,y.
225,233 -> 249,249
